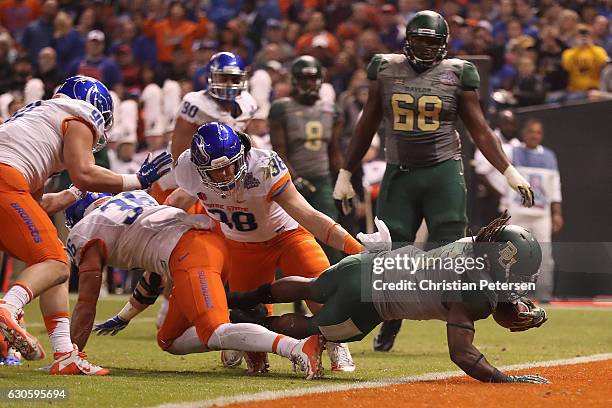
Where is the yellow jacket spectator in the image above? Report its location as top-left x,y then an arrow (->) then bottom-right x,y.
561,25 -> 609,91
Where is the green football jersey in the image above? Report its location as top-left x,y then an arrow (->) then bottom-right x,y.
368,54 -> 480,167
269,97 -> 341,178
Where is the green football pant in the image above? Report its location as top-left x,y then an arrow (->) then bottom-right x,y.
305,255 -> 382,342
376,158 -> 467,245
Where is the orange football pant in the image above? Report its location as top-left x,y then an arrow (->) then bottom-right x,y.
0,164 -> 67,266
226,226 -> 330,293
157,229 -> 230,350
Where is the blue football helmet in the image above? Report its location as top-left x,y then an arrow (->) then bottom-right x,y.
207,52 -> 247,101
55,75 -> 114,152
191,122 -> 247,196
65,192 -> 113,229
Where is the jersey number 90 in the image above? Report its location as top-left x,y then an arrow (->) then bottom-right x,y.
391,93 -> 442,132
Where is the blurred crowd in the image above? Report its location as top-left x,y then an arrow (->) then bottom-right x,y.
0,1 -> 610,153
0,0 -> 600,295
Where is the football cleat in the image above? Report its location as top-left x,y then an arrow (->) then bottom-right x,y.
291,335 -> 324,380
49,344 -> 109,376
0,347 -> 22,366
373,319 -> 402,352
221,350 -> 244,368
0,301 -> 45,361
327,342 -> 355,372
244,352 -> 269,375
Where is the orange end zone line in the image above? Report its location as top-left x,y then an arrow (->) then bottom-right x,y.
549,301 -> 612,308
149,353 -> 612,408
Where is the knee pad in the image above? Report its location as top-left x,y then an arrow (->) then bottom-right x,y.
206,322 -> 231,350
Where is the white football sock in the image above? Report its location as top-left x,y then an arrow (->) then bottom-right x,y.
166,327 -> 208,355
3,284 -> 32,311
207,323 -> 299,358
44,314 -> 73,354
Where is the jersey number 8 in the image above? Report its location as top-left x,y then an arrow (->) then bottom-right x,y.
304,121 -> 323,151
391,93 -> 442,132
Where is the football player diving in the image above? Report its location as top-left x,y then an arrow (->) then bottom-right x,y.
227,212 -> 551,384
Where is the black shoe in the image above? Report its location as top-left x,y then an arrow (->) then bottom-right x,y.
373,320 -> 402,352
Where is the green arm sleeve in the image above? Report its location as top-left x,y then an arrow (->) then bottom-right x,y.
460,61 -> 481,90
367,54 -> 385,81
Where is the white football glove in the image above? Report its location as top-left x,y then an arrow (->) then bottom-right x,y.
357,217 -> 392,252
504,165 -> 534,207
333,169 -> 356,215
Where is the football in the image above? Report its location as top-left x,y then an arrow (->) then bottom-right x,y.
493,301 -> 530,329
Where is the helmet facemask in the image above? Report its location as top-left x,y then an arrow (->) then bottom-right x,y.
208,70 -> 247,101
92,131 -> 108,153
474,211 -> 542,302
194,145 -> 247,198
404,31 -> 447,70
292,69 -> 322,105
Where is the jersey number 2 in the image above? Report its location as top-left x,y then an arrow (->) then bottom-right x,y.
391,93 -> 442,132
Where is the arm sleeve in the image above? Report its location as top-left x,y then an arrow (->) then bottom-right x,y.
366,54 -> 385,80
261,151 -> 291,201
461,61 -> 481,90
268,100 -> 286,123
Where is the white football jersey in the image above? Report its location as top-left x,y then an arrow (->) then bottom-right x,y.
66,191 -> 213,276
176,90 -> 257,131
174,148 -> 299,242
0,98 -> 105,193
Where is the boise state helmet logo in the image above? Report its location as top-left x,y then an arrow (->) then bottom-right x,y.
191,136 -> 211,167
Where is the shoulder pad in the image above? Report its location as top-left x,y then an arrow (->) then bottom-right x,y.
236,91 -> 258,119
367,54 -> 388,80
460,60 -> 481,90
268,98 -> 290,121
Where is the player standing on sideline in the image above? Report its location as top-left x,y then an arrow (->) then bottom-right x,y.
64,191 -> 324,379
167,122 -> 388,372
0,76 -> 172,374
269,56 -> 344,264
228,213 -> 551,384
332,10 -> 535,351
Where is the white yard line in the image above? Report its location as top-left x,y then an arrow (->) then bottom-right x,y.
151,353 -> 612,408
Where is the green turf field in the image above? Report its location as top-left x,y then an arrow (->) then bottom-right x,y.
1,296 -> 611,408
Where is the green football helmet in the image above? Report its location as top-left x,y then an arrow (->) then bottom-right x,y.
474,212 -> 542,302
483,224 -> 542,301
290,55 -> 322,105
404,10 -> 449,71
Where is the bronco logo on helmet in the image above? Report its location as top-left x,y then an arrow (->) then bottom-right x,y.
191,122 -> 247,197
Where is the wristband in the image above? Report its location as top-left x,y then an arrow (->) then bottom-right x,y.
490,368 -> 513,383
121,174 -> 142,191
503,165 -> 523,185
67,185 -> 84,201
343,234 -> 364,255
118,301 -> 141,321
